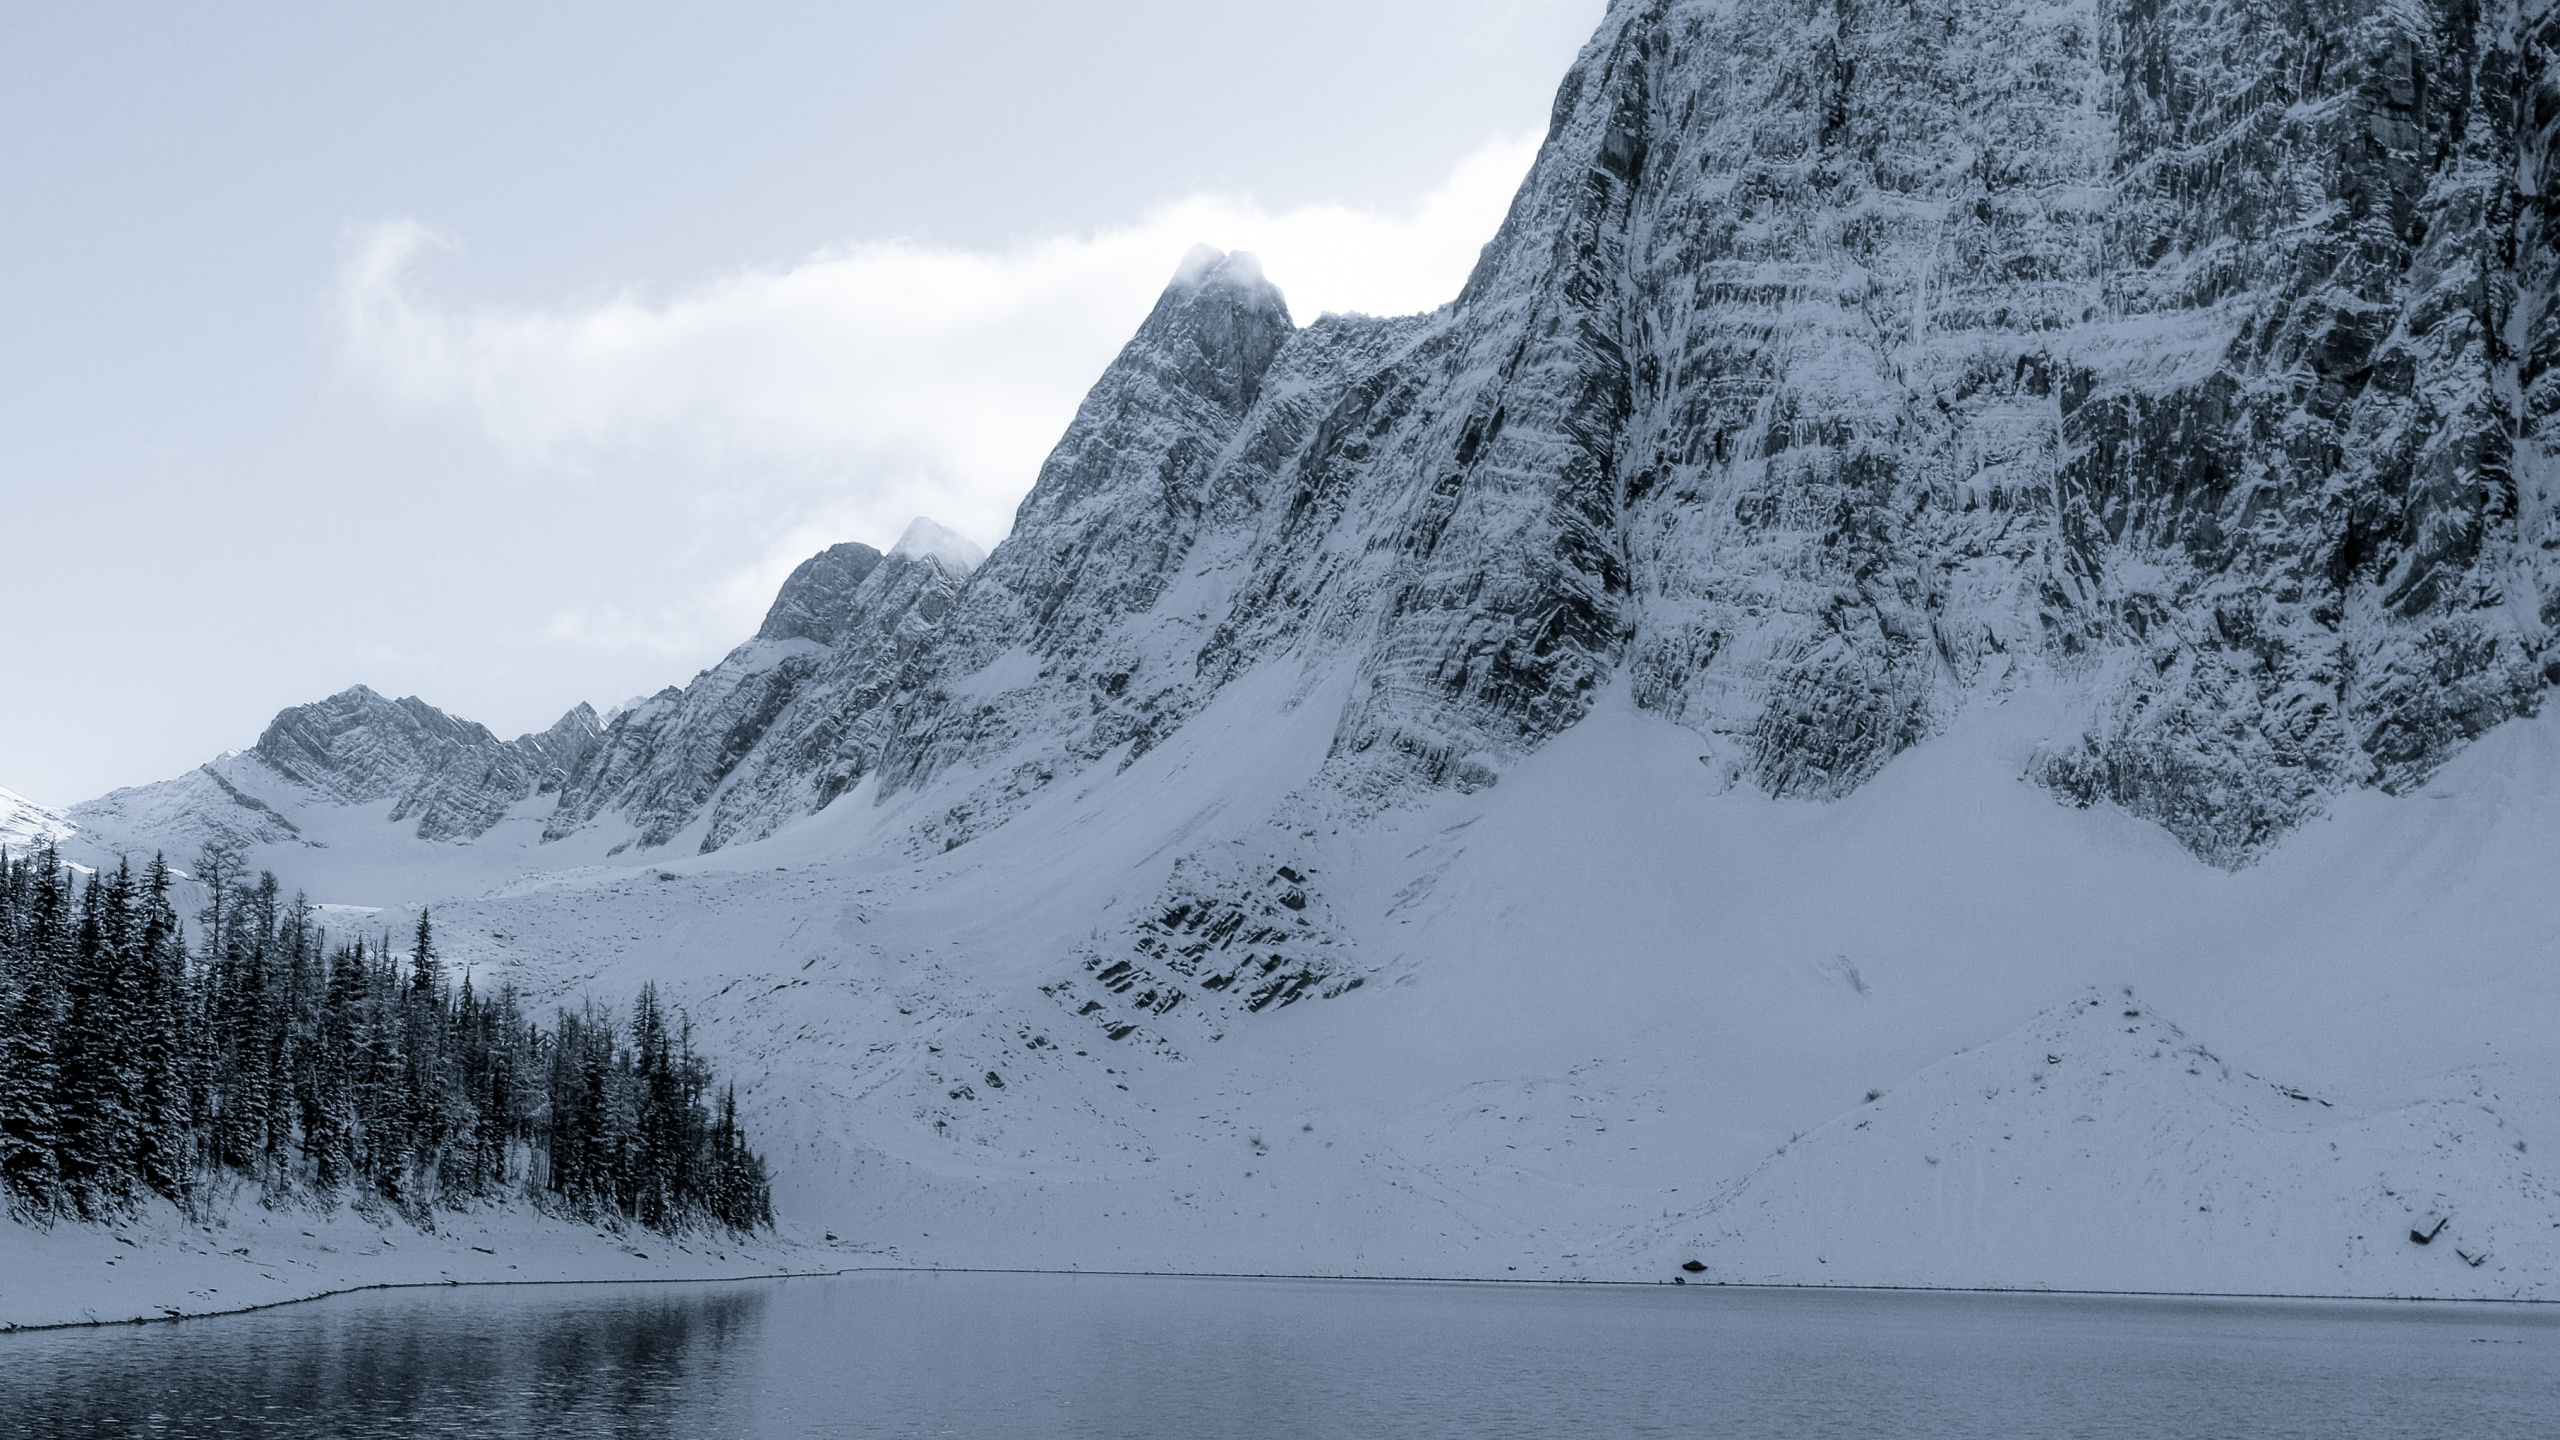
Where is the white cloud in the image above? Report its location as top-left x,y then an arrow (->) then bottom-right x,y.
336,132 -> 1542,577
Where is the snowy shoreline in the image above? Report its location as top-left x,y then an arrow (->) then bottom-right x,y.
2,1264 -> 845,1334
13,1246 -> 2554,1336
0,1201 -> 848,1333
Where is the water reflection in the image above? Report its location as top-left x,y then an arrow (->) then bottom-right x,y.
3,1273 -> 2555,1438
6,1287 -> 767,1438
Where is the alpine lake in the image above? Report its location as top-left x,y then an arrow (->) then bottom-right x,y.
4,1271 -> 2554,1437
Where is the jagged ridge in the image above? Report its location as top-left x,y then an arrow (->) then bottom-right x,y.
63,0 -> 2560,872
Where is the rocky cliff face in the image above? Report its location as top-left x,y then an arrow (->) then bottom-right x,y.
878,0 -> 2560,864
72,0 -> 2560,873
1569,0 -> 2560,861
253,686 -> 602,841
754,542 -> 886,646
541,520 -> 980,853
66,686 -> 600,854
694,520 -> 981,850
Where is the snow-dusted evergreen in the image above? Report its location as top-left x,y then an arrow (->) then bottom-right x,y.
0,844 -> 772,1235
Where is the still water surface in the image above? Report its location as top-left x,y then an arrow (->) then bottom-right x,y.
3,1271 -> 2554,1437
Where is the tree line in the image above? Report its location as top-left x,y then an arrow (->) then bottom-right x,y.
0,842 -> 771,1235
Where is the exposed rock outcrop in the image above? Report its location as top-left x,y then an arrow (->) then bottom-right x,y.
541,519 -> 982,852
69,686 -> 600,850
253,686 -> 602,842
756,542 -> 885,646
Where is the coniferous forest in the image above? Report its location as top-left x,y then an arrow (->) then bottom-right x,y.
0,842 -> 771,1236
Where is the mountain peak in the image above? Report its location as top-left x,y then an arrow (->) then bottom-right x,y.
889,517 -> 985,575
1170,244 -> 1269,295
1118,246 -> 1293,420
757,541 -> 887,646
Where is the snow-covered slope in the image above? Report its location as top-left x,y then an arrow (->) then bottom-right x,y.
388,682 -> 2559,1297
1661,992 -> 2553,1299
42,0 -> 2560,1299
63,691 -> 618,903
0,786 -> 72,854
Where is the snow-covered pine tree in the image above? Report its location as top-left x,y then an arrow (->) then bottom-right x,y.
301,934 -> 364,1195
401,908 -> 445,1201
131,856 -> 193,1203
0,846 -> 68,1215
56,861 -> 145,1216
1,851 -> 774,1237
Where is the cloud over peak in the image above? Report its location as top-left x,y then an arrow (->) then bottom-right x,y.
335,132 -> 1540,556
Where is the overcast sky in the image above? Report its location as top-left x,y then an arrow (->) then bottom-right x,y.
0,1 -> 1604,807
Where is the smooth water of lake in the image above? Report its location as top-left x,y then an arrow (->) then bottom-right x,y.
3,1272 -> 2554,1438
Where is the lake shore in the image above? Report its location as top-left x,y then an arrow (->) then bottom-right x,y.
13,1222 -> 2555,1336
0,1201 -> 847,1332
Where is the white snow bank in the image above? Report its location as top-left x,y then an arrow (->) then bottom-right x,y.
0,1201 -> 841,1332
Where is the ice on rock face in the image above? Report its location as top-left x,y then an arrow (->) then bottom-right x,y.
544,532 -> 966,852
65,687 -> 602,854
248,686 -> 599,842
687,521 -> 981,850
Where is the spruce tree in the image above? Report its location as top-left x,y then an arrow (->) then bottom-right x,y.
400,909 -> 444,1201
132,856 -> 192,1203
0,851 -> 773,1237
56,862 -> 146,1216
0,847 -> 67,1215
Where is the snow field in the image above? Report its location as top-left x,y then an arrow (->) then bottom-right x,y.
387,676 -> 2560,1296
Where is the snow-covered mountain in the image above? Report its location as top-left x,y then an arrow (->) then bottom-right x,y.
63,516 -> 983,887
0,786 -> 72,854
52,0 -> 2560,1297
545,518 -> 986,856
